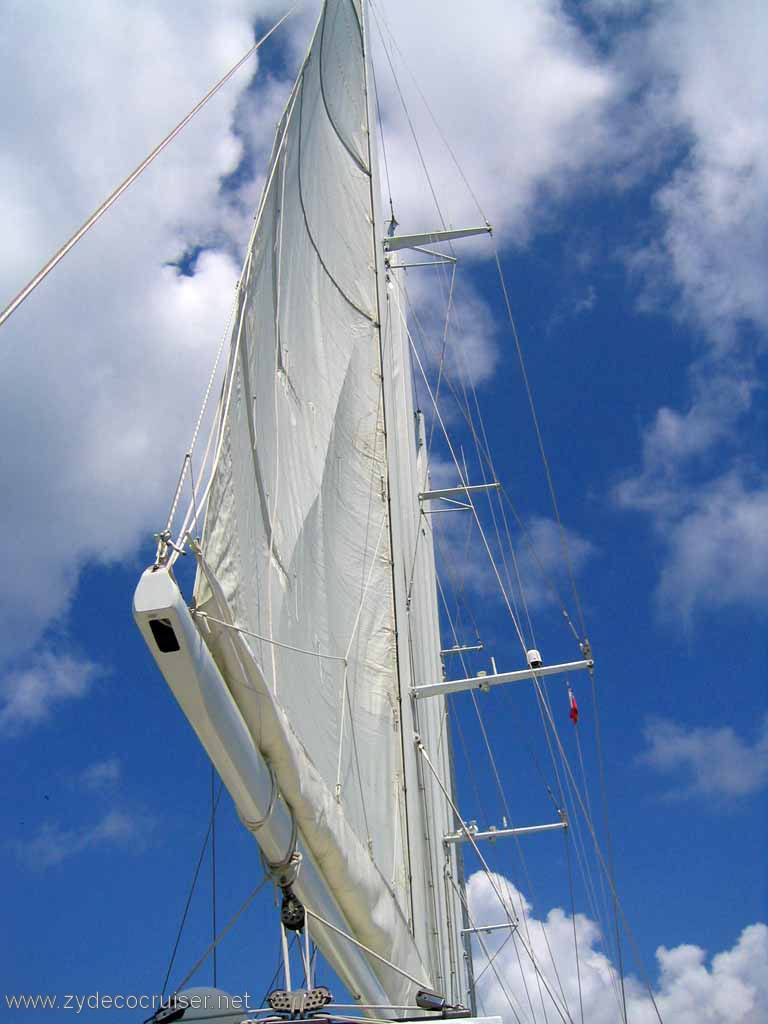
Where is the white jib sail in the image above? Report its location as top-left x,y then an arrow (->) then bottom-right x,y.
186,0 -> 467,1007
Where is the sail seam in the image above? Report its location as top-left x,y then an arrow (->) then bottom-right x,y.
319,0 -> 372,177
237,308 -> 291,586
296,72 -> 377,325
349,0 -> 365,43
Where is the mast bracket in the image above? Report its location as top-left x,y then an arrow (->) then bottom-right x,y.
444,820 -> 567,845
419,483 -> 499,502
383,225 -> 492,253
461,922 -> 518,936
440,643 -> 484,657
414,658 -> 593,699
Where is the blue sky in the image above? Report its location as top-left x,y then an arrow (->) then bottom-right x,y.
1,1 -> 766,1022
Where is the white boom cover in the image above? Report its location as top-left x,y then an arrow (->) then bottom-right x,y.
193,0 -> 449,1005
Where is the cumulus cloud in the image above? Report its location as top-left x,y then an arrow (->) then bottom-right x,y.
0,1 -> 312,666
640,716 -> 768,800
1,0 -> 764,678
654,475 -> 768,619
468,871 -> 768,1024
0,652 -> 101,736
616,364 -> 768,619
608,2 -> 768,620
370,0 -> 618,241
633,0 -> 768,336
15,810 -> 153,869
428,452 -> 594,637
432,504 -> 594,630
402,270 -> 500,391
514,516 -> 596,613
618,368 -> 757,503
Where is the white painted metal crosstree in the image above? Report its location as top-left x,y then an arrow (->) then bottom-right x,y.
414,658 -> 594,699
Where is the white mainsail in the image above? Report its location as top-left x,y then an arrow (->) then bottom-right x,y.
197,0 -> 402,919
137,0 -> 468,1011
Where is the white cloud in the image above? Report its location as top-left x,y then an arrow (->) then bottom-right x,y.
618,455 -> 768,622
0,0 -> 622,675
655,475 -> 768,619
15,810 -> 152,869
514,516 -> 596,613
425,456 -> 500,606
402,271 -> 500,390
606,3 -> 768,620
623,368 -> 756,496
427,460 -> 594,644
640,716 -> 768,800
0,0 -> 764,671
371,0 -> 618,241
0,1 -> 308,665
615,363 -> 766,619
79,757 -> 122,791
468,871 -> 768,1024
634,0 -> 768,336
0,652 -> 101,736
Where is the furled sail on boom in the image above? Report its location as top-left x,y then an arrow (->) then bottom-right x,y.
136,0 -> 469,1013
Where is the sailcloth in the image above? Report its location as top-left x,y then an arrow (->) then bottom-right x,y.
193,0 -> 448,1004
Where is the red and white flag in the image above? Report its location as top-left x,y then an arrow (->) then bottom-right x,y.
568,687 -> 579,725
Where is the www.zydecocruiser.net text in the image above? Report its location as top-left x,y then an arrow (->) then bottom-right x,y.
5,992 -> 257,1014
